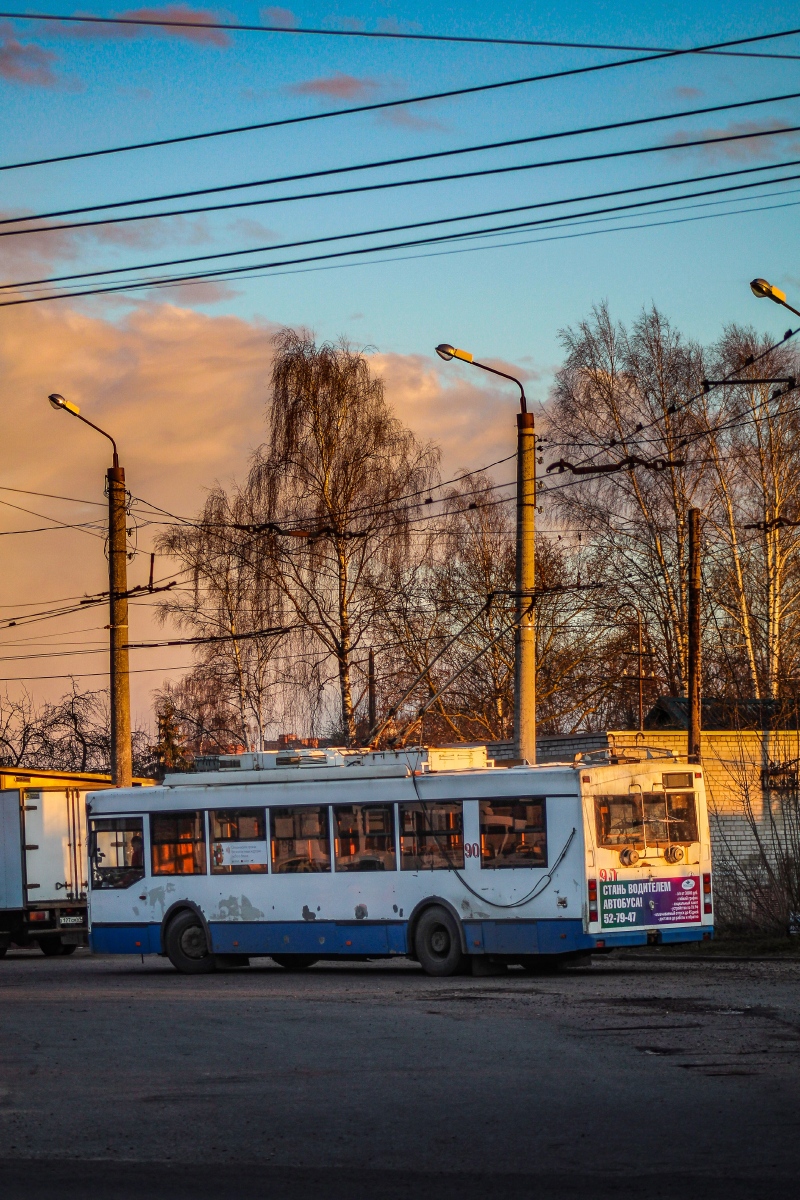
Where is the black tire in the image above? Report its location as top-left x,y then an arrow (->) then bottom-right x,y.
270,954 -> 318,970
38,937 -> 66,957
0,945 -> 7,958
165,910 -> 216,975
414,906 -> 465,977
59,943 -> 77,956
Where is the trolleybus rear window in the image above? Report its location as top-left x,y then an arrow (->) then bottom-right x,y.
334,804 -> 396,871
595,796 -> 645,848
399,802 -> 463,870
642,792 -> 699,844
90,817 -> 145,889
210,808 -> 268,874
271,806 -> 331,873
595,793 -> 698,848
150,812 -> 207,875
480,798 -> 547,868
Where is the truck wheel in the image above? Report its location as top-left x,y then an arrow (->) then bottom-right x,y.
271,955 -> 318,970
60,944 -> 77,956
38,937 -> 65,957
414,906 -> 465,977
165,910 -> 216,975
0,946 -> 7,958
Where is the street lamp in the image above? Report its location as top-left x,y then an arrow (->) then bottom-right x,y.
434,344 -> 536,763
749,278 -> 800,319
47,394 -> 131,787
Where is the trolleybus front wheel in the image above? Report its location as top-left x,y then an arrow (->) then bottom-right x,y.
415,906 -> 465,977
165,910 -> 217,975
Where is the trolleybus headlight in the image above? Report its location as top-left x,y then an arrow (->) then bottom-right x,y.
619,847 -> 640,867
664,845 -> 684,864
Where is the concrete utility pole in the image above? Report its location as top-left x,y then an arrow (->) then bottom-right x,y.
48,395 -> 132,787
108,461 -> 133,787
435,345 -> 536,762
515,408 -> 536,763
687,507 -> 702,764
615,604 -> 645,732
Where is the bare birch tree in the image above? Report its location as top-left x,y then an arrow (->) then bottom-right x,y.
247,331 -> 439,744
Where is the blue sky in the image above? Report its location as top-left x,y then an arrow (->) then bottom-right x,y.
1,2 -> 799,711
2,0 -> 799,379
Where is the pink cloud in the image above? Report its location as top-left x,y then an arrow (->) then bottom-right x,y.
226,217 -> 278,242
150,280 -> 240,304
288,72 -> 381,101
260,6 -> 297,27
377,106 -> 446,132
673,86 -> 704,100
0,25 -> 59,86
116,6 -> 229,45
376,17 -> 422,34
46,6 -> 230,46
0,301 -> 281,708
664,119 -> 800,161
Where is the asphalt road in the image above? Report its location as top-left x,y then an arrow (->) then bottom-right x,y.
1,949 -> 799,1200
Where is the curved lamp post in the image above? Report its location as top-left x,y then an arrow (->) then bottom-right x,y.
48,394 -> 131,787
435,344 -> 536,763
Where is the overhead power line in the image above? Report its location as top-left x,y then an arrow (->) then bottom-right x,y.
3,11 -> 799,56
4,159 -> 799,293
4,50 -> 800,175
7,121 -> 800,248
5,89 -> 800,231
4,172 -> 799,308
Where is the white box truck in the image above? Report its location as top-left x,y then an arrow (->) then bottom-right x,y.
0,768 -> 151,957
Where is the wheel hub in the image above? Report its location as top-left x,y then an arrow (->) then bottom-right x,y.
179,924 -> 207,959
430,927 -> 449,956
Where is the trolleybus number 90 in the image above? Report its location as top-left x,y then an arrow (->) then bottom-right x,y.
464,843 -> 481,859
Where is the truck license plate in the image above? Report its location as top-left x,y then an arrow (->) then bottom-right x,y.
59,916 -> 83,925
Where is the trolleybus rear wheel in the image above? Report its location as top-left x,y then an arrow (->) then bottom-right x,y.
415,906 -> 465,977
165,910 -> 217,975
271,954 -> 318,970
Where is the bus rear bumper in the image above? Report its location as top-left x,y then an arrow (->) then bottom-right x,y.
592,925 -> 714,948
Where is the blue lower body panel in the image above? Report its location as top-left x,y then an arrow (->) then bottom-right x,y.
209,920 -> 407,956
91,924 -> 158,954
90,918 -> 713,957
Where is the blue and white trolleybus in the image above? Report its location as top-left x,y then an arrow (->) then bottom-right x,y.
86,746 -> 713,975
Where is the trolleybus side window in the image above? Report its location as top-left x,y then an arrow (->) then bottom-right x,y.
90,817 -> 145,889
480,798 -> 547,868
399,801 -> 463,870
150,812 -> 207,875
595,796 -> 645,848
334,804 -> 396,871
210,808 -> 268,874
271,806 -> 331,873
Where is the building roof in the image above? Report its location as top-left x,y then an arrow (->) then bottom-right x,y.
644,696 -> 800,731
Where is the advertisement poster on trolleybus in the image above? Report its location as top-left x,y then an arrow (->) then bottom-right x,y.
599,875 -> 701,928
